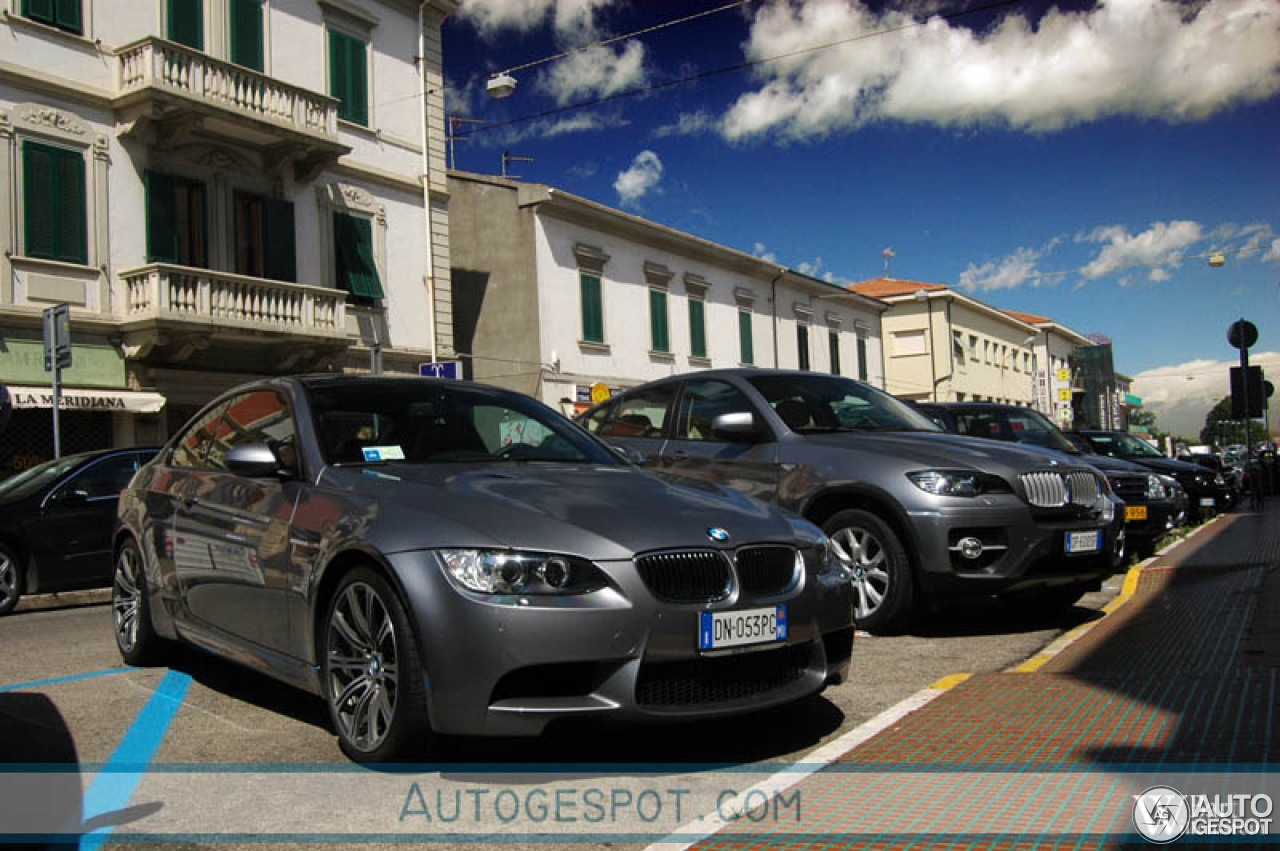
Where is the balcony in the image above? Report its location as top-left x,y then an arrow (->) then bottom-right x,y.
118,264 -> 353,372
114,38 -> 348,179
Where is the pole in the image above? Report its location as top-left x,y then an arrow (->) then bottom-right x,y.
52,361 -> 62,459
1240,316 -> 1252,464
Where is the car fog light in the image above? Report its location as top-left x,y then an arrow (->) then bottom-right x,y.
539,557 -> 571,589
957,537 -> 984,560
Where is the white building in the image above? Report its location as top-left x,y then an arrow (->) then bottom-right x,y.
0,0 -> 457,476
1001,310 -> 1094,427
448,171 -> 887,413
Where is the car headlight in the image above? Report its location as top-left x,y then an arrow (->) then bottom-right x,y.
1144,474 -> 1170,500
907,470 -> 1008,497
804,537 -> 848,579
1213,473 -> 1225,486
438,549 -> 606,595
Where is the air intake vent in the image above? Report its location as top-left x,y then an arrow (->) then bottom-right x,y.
635,550 -> 732,603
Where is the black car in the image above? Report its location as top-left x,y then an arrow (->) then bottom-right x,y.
918,403 -> 1188,558
1065,430 -> 1229,523
0,447 -> 159,615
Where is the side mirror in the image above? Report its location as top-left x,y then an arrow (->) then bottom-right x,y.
56,488 -> 89,506
610,443 -> 647,464
711,412 -> 765,443
225,443 -> 283,478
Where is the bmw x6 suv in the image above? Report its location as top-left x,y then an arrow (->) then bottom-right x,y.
579,370 -> 1124,633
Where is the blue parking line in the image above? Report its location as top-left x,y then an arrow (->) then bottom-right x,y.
0,667 -> 134,693
78,670 -> 192,851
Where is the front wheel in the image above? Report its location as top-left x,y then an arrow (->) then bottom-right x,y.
822,509 -> 915,634
0,544 -> 22,616
322,568 -> 431,762
112,538 -> 166,665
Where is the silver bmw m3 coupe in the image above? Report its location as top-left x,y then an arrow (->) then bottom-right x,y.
113,375 -> 854,761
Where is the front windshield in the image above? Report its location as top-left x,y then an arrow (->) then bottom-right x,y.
954,407 -> 1078,453
307,381 -> 618,466
0,454 -> 88,500
1087,432 -> 1165,459
746,374 -> 942,434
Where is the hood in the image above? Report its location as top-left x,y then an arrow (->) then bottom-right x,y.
322,463 -> 811,561
1124,456 -> 1221,483
799,430 -> 1100,477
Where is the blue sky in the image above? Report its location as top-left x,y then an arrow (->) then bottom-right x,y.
441,0 -> 1280,436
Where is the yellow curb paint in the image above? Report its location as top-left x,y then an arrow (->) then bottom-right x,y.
930,673 -> 972,690
1012,562 -> 1148,673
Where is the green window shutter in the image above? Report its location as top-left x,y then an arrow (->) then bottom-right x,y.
329,30 -> 367,125
22,143 -> 55,260
55,147 -> 87,264
23,142 -> 85,264
263,199 -> 296,282
829,331 -> 841,375
23,0 -> 55,22
689,299 -> 706,359
145,171 -> 179,263
580,272 -> 603,343
649,289 -> 669,352
334,214 -> 383,299
857,337 -> 868,381
54,0 -> 81,32
229,0 -> 263,71
738,310 -> 753,365
168,0 -> 203,49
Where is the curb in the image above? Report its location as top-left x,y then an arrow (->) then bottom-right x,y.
12,587 -> 111,614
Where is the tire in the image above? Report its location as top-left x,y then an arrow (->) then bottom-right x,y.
0,543 -> 22,616
112,537 -> 166,666
321,568 -> 430,762
822,509 -> 915,634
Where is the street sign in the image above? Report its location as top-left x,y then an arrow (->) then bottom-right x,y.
1227,319 -> 1258,350
42,304 -> 72,371
1230,365 -> 1264,419
419,361 -> 462,379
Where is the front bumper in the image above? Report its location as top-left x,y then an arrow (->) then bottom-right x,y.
389,549 -> 853,737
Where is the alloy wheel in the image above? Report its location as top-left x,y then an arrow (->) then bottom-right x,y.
326,582 -> 400,753
0,552 -> 16,612
829,525 -> 890,621
113,546 -> 141,651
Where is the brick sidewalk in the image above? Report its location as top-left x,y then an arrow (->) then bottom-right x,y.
687,502 -> 1280,850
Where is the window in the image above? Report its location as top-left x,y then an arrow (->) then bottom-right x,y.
828,331 -> 841,375
205,391 -> 295,472
58,453 -> 148,500
168,0 -> 203,50
797,324 -> 810,371
229,0 -> 264,71
21,0 -> 82,34
580,272 -> 604,344
235,192 -> 296,282
674,380 -> 755,441
579,401 -> 614,434
688,297 -> 706,359
969,334 -> 978,359
333,213 -> 383,301
953,331 -> 966,366
738,309 -> 754,365
892,329 -> 926,356
146,171 -> 207,267
328,28 -> 368,125
857,335 -> 868,382
649,288 -> 670,353
595,387 -> 675,439
22,141 -> 86,264
171,401 -> 229,468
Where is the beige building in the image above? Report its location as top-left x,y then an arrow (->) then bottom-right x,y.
847,278 -> 1042,406
1001,310 -> 1094,427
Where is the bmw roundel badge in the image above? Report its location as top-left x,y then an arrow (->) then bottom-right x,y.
706,527 -> 730,542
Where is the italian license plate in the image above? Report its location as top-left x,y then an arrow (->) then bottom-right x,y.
699,606 -> 788,651
1200,498 -> 1216,508
1065,531 -> 1101,554
1125,505 -> 1148,521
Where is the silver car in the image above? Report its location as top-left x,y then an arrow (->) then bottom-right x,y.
112,375 -> 853,761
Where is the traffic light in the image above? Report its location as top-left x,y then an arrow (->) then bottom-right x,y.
1230,365 -> 1264,419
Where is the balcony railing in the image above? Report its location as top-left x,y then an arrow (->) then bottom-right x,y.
116,37 -> 338,140
122,264 -> 347,338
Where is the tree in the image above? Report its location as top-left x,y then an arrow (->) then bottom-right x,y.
1200,396 -> 1253,447
1129,409 -> 1171,446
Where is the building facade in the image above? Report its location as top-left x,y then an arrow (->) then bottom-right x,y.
1002,310 -> 1094,428
449,171 -> 887,413
0,0 -> 457,477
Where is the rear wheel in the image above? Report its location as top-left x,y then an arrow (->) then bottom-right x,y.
113,538 -> 166,665
822,509 -> 915,634
322,568 -> 430,762
0,544 -> 22,616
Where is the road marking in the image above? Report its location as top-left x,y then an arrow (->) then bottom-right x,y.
0,667 -> 133,693
78,670 -> 191,850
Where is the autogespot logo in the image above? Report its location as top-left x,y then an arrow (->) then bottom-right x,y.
1134,786 -> 1190,843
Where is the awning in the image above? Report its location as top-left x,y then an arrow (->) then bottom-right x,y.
6,385 -> 167,414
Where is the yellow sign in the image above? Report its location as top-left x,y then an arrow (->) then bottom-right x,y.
590,383 -> 612,404
1057,368 -> 1071,382
1058,388 -> 1072,401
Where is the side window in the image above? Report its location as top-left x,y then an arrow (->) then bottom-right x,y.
580,401 -> 615,434
206,391 -> 296,472
171,402 -> 229,468
674,380 -> 757,441
60,454 -> 144,500
596,388 -> 675,438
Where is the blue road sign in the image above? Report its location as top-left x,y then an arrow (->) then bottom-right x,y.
419,361 -> 462,379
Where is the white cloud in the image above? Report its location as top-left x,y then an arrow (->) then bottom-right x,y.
720,0 -> 1280,142
614,150 -> 663,206
484,111 -> 628,146
653,110 -> 719,138
1131,352 -> 1280,438
753,242 -> 778,263
458,0 -> 613,40
1148,267 -> 1171,282
1077,220 -> 1202,281
957,238 -> 1065,292
538,41 -> 649,105
1264,238 -> 1280,262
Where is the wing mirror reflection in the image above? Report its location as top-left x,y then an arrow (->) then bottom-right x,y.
711,412 -> 764,442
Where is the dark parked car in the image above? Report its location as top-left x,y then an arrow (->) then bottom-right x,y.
578,370 -> 1124,634
916,402 -> 1187,558
0,447 -> 159,615
1065,430 -> 1230,523
1181,453 -> 1241,508
113,376 -> 853,761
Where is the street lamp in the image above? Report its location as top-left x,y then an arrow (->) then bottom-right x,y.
486,72 -> 517,99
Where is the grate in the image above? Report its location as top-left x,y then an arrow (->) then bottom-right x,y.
634,550 -> 732,603
635,643 -> 812,707
735,546 -> 799,595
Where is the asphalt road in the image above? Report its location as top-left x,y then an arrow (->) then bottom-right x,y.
0,581 -> 1123,849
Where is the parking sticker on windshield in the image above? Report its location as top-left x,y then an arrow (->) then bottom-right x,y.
362,446 -> 406,462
